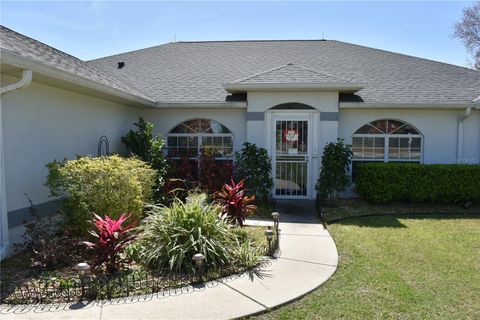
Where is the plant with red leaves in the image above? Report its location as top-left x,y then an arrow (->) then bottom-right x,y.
83,213 -> 137,273
214,179 -> 257,227
199,155 -> 233,194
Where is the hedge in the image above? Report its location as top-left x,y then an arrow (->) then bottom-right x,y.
356,163 -> 480,203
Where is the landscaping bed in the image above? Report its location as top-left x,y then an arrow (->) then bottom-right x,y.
0,118 -> 280,305
1,225 -> 275,305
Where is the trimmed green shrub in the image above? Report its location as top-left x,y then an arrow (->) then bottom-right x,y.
315,139 -> 353,200
234,142 -> 273,201
356,163 -> 480,203
135,196 -> 235,273
46,155 -> 156,234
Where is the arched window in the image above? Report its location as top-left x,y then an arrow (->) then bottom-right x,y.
166,119 -> 234,160
352,119 -> 423,177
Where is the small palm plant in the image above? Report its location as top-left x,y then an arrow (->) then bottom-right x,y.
83,213 -> 137,274
215,179 -> 257,227
136,197 -> 234,273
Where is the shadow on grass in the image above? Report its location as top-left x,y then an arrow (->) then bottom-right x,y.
331,213 -> 480,228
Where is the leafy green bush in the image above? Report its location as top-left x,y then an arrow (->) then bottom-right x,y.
234,142 -> 273,201
135,196 -> 235,273
46,155 -> 156,234
316,139 -> 353,200
356,163 -> 480,203
122,117 -> 168,201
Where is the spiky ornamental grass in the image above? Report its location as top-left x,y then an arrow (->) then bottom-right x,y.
136,197 -> 236,273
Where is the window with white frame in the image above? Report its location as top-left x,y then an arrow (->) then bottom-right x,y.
166,119 -> 234,160
351,119 -> 423,178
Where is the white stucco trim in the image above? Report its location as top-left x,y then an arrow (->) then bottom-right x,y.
155,102 -> 246,109
223,82 -> 365,92
1,49 -> 156,108
339,102 -> 476,109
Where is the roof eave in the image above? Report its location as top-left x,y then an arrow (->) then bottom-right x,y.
0,48 -> 156,108
223,82 -> 365,93
339,102 -> 477,109
154,101 -> 247,109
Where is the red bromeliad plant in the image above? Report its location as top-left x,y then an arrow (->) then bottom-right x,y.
215,179 -> 257,227
83,214 -> 137,274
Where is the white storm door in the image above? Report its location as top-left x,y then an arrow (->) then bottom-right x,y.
273,118 -> 311,199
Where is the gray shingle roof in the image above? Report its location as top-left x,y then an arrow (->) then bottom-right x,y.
0,25 -> 153,101
2,25 -> 479,106
89,40 -> 480,105
229,63 -> 354,84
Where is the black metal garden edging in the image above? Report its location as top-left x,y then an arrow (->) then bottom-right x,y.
1,219 -> 281,305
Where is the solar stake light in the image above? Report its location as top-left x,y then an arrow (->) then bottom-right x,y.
271,212 -> 280,222
75,262 -> 90,275
271,211 -> 280,233
75,262 -> 90,300
265,228 -> 274,255
192,253 -> 206,278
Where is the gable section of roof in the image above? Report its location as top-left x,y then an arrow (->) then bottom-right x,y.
230,63 -> 354,84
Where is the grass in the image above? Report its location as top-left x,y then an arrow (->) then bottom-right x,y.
257,214 -> 480,319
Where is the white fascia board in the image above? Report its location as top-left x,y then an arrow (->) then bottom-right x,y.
154,101 -> 247,109
339,102 -> 476,109
1,49 -> 156,108
223,82 -> 365,92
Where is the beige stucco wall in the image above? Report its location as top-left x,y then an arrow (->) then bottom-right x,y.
1,75 -> 139,212
339,108 -> 480,164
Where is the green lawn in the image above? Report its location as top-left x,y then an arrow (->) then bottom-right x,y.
257,214 -> 480,319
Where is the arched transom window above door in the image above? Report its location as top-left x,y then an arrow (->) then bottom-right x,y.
166,119 -> 234,160
352,119 -> 423,162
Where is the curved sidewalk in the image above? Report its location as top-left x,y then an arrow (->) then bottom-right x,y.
1,201 -> 338,320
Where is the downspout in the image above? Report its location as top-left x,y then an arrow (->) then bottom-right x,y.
456,106 -> 472,163
0,69 -> 32,259
0,69 -> 32,96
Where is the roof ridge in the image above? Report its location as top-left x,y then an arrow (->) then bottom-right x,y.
176,39 -> 328,43
88,40 -> 329,62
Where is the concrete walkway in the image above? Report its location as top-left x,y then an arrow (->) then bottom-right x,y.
1,200 -> 338,320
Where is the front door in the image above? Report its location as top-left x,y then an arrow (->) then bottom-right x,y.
273,119 -> 311,198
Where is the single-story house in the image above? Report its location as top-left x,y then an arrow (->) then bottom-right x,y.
1,25 -> 479,256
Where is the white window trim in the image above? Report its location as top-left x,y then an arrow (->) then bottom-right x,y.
166,132 -> 234,161
352,120 -> 424,163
